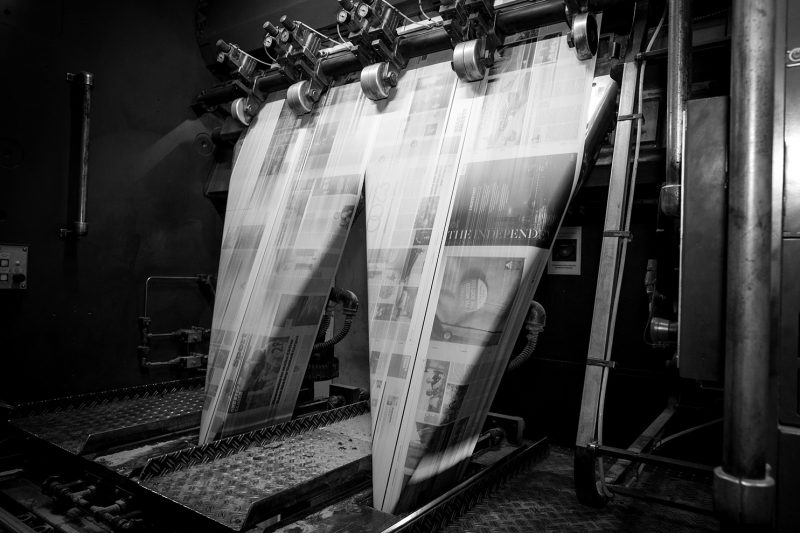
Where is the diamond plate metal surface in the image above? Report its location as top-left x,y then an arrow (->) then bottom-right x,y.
142,413 -> 372,530
384,440 -> 548,533
11,384 -> 204,454
139,401 -> 370,480
11,378 -> 204,417
441,446 -> 719,533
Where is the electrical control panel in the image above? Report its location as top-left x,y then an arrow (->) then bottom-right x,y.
0,244 -> 28,289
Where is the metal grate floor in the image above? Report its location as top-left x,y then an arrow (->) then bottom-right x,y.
442,446 -> 719,533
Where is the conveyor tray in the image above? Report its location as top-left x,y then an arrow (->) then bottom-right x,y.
275,438 -> 549,533
441,446 -> 718,533
9,378 -> 204,455
139,401 -> 371,531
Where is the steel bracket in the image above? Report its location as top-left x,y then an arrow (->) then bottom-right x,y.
586,358 -> 616,369
602,230 -> 633,241
617,113 -> 643,122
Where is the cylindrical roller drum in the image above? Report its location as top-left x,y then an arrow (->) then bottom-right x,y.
360,62 -> 395,101
571,12 -> 598,60
230,97 -> 251,125
452,39 -> 485,82
287,80 -> 315,115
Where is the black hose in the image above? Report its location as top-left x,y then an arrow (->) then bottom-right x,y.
313,315 -> 354,353
312,287 -> 359,352
506,301 -> 546,372
507,334 -> 539,372
316,313 -> 331,343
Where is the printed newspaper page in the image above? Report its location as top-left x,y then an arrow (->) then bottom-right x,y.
367,25 -> 597,511
201,84 -> 381,443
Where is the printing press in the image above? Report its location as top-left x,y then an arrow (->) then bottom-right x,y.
0,0 -> 797,531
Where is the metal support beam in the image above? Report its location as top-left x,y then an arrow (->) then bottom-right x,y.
603,403 -> 676,484
714,0 -> 776,528
660,0 -> 690,217
574,60 -> 639,507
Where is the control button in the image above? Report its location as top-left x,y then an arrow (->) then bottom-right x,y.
12,273 -> 26,284
0,274 -> 7,281
0,259 -> 7,267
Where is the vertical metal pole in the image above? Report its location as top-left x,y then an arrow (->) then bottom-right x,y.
713,0 -> 776,527
660,0 -> 690,217
74,71 -> 93,237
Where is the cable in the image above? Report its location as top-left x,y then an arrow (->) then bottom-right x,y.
299,21 -> 344,45
652,418 -> 722,451
380,0 -> 417,24
418,0 -> 433,21
337,22 -> 346,44
259,47 -> 279,68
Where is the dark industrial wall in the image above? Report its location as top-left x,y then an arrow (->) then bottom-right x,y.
492,183 -> 670,447
0,0 -> 221,401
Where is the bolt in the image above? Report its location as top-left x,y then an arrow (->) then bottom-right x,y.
566,31 -> 575,49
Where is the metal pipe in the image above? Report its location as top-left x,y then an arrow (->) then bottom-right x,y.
714,0 -> 776,527
73,71 -> 93,236
660,0 -> 690,217
724,0 -> 774,483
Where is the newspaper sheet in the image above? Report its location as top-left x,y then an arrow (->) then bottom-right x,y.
365,26 -> 597,512
203,21 -> 596,508
201,85 -> 380,443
